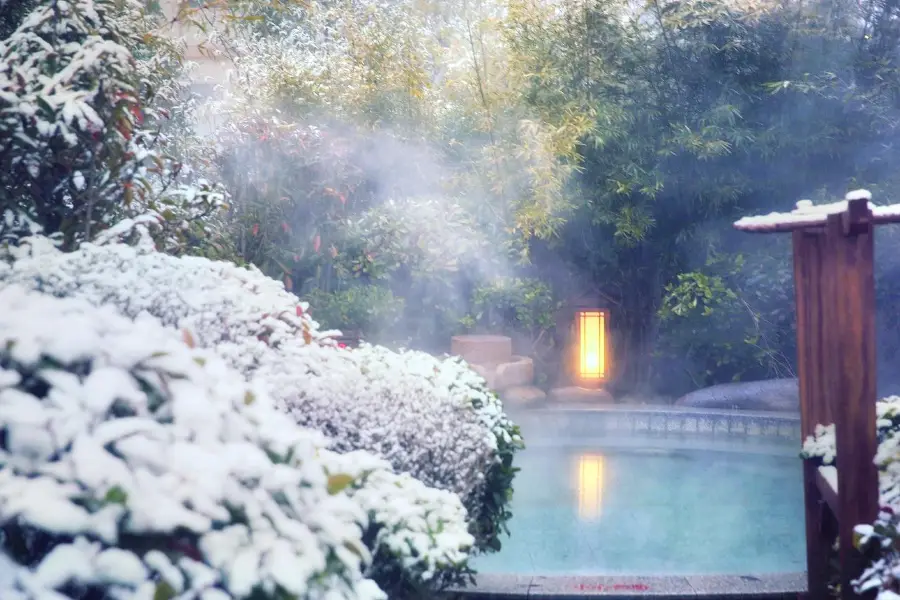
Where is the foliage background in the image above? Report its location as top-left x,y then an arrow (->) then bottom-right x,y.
7,0 -> 900,398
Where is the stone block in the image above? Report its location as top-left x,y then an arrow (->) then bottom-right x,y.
502,385 -> 547,406
469,363 -> 496,389
675,377 -> 799,412
450,335 -> 512,366
494,355 -> 534,390
549,386 -> 614,405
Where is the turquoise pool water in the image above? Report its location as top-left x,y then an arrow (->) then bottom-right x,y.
473,438 -> 805,576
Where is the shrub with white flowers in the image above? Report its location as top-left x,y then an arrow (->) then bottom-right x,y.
801,396 -> 900,598
0,236 -> 523,553
0,284 -> 478,599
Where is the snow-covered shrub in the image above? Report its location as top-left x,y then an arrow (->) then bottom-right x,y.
855,507 -> 900,598
265,343 -> 522,550
800,423 -> 836,465
0,283 -> 480,599
0,0 -> 231,255
801,396 -> 900,598
0,236 -> 331,375
0,237 -> 523,553
320,450 -> 476,594
0,0 -> 154,249
800,396 -> 900,469
0,284 -> 383,600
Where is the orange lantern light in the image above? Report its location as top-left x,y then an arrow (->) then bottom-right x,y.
568,304 -> 611,388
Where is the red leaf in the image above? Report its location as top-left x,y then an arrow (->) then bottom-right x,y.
252,223 -> 259,236
281,222 -> 289,233
313,235 -> 321,253
182,329 -> 196,349
296,305 -> 304,316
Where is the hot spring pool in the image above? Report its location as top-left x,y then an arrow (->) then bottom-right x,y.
472,408 -> 806,579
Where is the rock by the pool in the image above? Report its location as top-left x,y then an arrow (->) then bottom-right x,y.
675,378 -> 799,412
549,386 -> 614,404
502,385 -> 547,406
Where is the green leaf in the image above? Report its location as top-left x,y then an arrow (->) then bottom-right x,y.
34,96 -> 54,116
154,581 -> 177,600
104,485 -> 128,505
327,473 -> 355,495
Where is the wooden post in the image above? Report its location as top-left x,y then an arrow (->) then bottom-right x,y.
792,228 -> 835,599
824,204 -> 878,599
736,194 -> 888,599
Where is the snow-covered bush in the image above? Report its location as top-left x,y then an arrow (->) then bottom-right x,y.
0,283 -> 478,599
320,450 -> 476,593
0,236 -> 331,375
0,0 -> 155,249
265,343 -> 522,550
0,284 -> 382,600
0,0 -> 231,255
801,396 -> 900,598
0,237 -> 523,553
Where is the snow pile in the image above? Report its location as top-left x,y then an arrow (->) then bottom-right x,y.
0,284 -> 383,600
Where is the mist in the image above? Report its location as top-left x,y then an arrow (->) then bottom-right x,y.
167,0 -> 900,404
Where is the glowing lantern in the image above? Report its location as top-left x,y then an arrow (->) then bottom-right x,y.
567,303 -> 610,387
576,454 -> 605,520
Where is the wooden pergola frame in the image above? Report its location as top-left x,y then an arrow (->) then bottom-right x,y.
735,193 -> 900,599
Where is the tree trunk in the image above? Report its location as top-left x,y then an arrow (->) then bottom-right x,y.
612,265 -> 663,394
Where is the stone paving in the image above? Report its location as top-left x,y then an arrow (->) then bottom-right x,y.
449,572 -> 806,598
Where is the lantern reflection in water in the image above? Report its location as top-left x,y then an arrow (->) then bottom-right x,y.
576,454 -> 606,521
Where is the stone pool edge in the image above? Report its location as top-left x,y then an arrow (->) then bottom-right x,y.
506,405 -> 802,443
447,571 -> 806,598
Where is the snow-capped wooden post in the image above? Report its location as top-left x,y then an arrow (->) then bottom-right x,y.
734,190 -> 900,599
